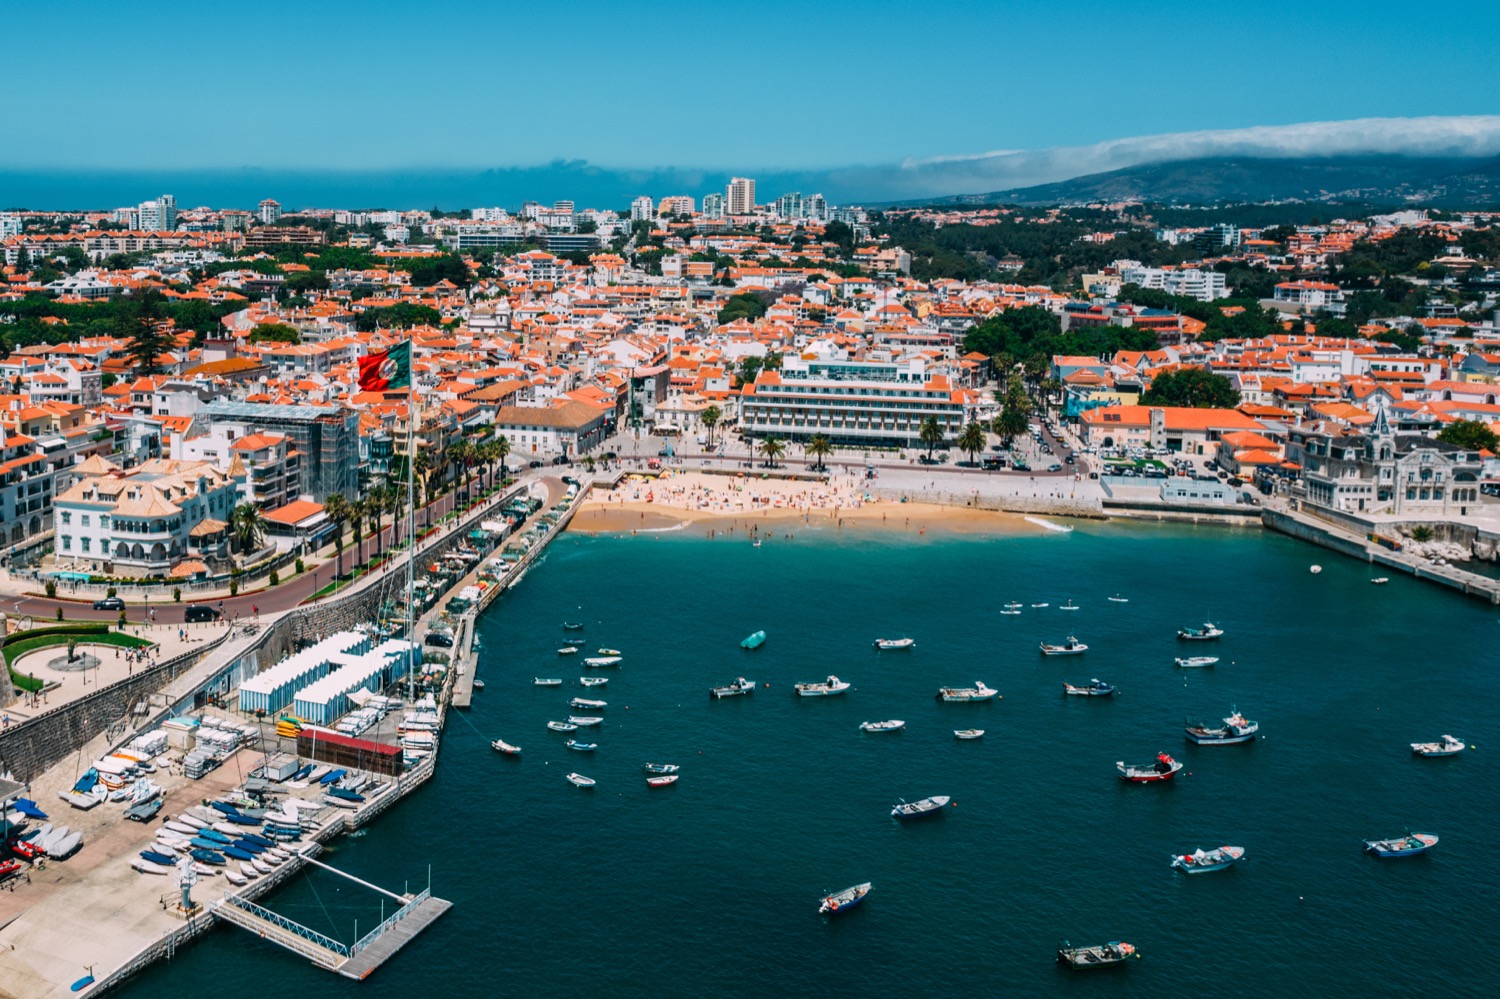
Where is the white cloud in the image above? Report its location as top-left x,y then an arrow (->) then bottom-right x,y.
835,116 -> 1500,199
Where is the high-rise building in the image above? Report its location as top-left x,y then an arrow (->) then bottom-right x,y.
136,194 -> 177,231
727,177 -> 756,215
258,199 -> 282,224
630,196 -> 655,222
774,192 -> 804,220
805,193 -> 829,222
553,200 -> 575,216
0,214 -> 22,239
659,195 -> 694,217
702,193 -> 725,220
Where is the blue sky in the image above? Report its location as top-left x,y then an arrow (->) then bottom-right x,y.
5,1 -> 1500,207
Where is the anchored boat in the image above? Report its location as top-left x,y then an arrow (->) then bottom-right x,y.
570,698 -> 607,710
1364,833 -> 1438,857
547,721 -> 578,732
643,763 -> 680,774
1178,622 -> 1224,640
819,882 -> 871,915
491,740 -> 521,755
795,675 -> 851,697
936,682 -> 999,702
1063,678 -> 1115,697
647,775 -> 679,787
710,677 -> 756,699
874,637 -> 915,650
1411,735 -> 1465,757
741,630 -> 767,650
1117,753 -> 1183,782
954,729 -> 985,740
1175,656 -> 1219,668
565,740 -> 597,752
1058,940 -> 1136,969
1172,845 -> 1245,873
580,676 -> 608,687
859,719 -> 905,733
568,715 -> 604,726
566,773 -> 596,788
535,677 -> 563,686
1185,709 -> 1259,745
891,795 -> 950,820
584,656 -> 622,668
1040,636 -> 1088,656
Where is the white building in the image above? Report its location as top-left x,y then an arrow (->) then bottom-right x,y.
258,199 -> 282,224
630,196 -> 655,222
727,177 -> 756,215
1117,264 -> 1228,302
702,193 -> 725,219
136,194 -> 177,232
0,214 -> 21,239
1273,281 -> 1347,316
659,195 -> 694,216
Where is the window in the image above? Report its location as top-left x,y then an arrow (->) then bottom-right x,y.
61,511 -> 71,525
81,538 -> 91,552
81,515 -> 91,527
61,535 -> 71,550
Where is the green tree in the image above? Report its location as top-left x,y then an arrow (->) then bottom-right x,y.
348,495 -> 366,568
492,434 -> 512,483
994,373 -> 1031,445
117,297 -> 174,375
918,416 -> 945,460
322,493 -> 350,577
248,322 -> 301,345
957,422 -> 988,464
1139,368 -> 1241,409
737,355 -> 764,385
805,434 -> 833,471
701,405 -> 721,449
717,293 -> 769,325
1436,419 -> 1499,452
758,436 -> 785,467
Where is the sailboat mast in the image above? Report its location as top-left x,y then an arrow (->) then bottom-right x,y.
406,354 -> 417,702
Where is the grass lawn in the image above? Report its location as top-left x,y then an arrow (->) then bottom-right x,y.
7,631 -> 153,691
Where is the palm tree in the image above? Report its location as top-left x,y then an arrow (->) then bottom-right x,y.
349,496 -> 367,568
366,490 -> 385,559
701,404 -> 722,449
493,434 -> 511,483
322,492 -> 350,578
412,450 -> 434,528
446,441 -> 471,504
383,480 -> 403,549
918,416 -> 945,461
759,436 -> 785,468
230,502 -> 265,555
805,433 -> 833,471
957,422 -> 987,465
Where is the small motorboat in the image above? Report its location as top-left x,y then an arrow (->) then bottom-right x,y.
596,648 -> 622,656
643,763 -> 680,774
1040,636 -> 1088,656
535,678 -> 563,686
859,719 -> 906,733
492,739 -> 522,755
647,775 -> 679,787
794,675 -> 851,697
710,677 -> 756,699
580,676 -> 609,686
225,869 -> 249,886
874,638 -> 915,650
1117,753 -> 1183,782
891,796 -> 950,820
570,697 -> 607,710
1371,577 -> 1390,585
583,656 -> 622,668
936,682 -> 999,702
741,630 -> 767,650
1309,564 -> 1322,574
1108,595 -> 1129,603
566,772 -> 596,788
565,740 -> 598,752
1172,845 -> 1245,873
1060,600 -> 1080,611
547,721 -> 578,732
1411,735 -> 1466,757
568,715 -> 604,726
558,646 -> 579,655
1175,656 -> 1219,668
954,729 -> 985,740
1364,833 -> 1438,858
1185,709 -> 1259,745
563,622 -> 585,631
1058,940 -> 1136,969
472,679 -> 485,691
819,882 -> 871,916
1177,622 -> 1224,640
1063,678 -> 1115,697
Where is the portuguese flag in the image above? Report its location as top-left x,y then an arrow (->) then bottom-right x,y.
357,340 -> 411,391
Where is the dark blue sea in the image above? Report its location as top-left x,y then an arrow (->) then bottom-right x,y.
116,522 -> 1500,996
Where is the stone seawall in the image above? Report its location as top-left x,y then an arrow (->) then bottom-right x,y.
869,487 -> 1106,519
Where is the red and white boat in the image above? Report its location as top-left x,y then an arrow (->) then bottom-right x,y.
1116,753 -> 1183,782
647,775 -> 679,787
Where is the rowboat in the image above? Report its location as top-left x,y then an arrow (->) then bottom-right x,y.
565,740 -> 597,752
491,739 -> 522,755
1062,678 -> 1115,697
1364,833 -> 1438,857
794,675 -> 850,697
568,715 -> 604,726
710,677 -> 756,699
558,646 -> 579,655
569,698 -> 607,710
874,638 -> 915,650
1058,940 -> 1136,969
224,869 -> 249,886
936,682 -> 999,702
580,676 -> 608,686
819,882 -> 871,916
584,656 -> 622,668
547,721 -> 578,732
1177,622 -> 1224,640
647,775 -> 679,787
644,763 -> 679,774
1172,845 -> 1245,873
1411,734 -> 1466,757
562,622 -> 585,630
1117,753 -> 1183,782
741,630 -> 767,650
535,678 -> 563,686
566,773 -> 596,788
954,729 -> 984,740
859,719 -> 905,733
891,795 -> 950,820
1040,636 -> 1087,655
1175,656 -> 1219,668
597,648 -> 622,656
472,679 -> 485,690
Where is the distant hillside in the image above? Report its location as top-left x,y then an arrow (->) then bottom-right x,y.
934,155 -> 1500,208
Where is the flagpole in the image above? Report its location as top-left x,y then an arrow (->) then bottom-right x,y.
405,339 -> 417,703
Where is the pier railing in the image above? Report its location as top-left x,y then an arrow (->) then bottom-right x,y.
218,892 -> 351,958
350,888 -> 431,955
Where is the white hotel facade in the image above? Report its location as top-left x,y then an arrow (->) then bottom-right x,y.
740,356 -> 968,447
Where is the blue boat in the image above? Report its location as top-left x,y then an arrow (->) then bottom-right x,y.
289,765 -> 314,781
325,787 -> 365,802
70,974 -> 94,992
1364,833 -> 1438,858
14,798 -> 49,820
71,770 -> 99,794
190,837 -> 226,851
209,801 -> 241,816
740,630 -> 767,650
139,850 -> 176,866
226,813 -> 261,825
232,839 -> 266,854
319,769 -> 347,786
240,833 -> 276,848
190,848 -> 225,866
1171,845 -> 1245,873
819,882 -> 871,915
1063,679 -> 1116,697
221,846 -> 256,861
565,740 -> 597,752
196,828 -> 231,844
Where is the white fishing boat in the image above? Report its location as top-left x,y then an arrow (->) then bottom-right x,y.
1175,656 -> 1219,668
596,648 -> 622,656
534,678 -> 563,686
874,638 -> 915,650
936,682 -> 999,702
1411,734 -> 1466,757
1177,623 -> 1224,641
566,773 -> 596,788
954,729 -> 985,740
794,675 -> 851,697
558,646 -> 579,655
710,677 -> 756,699
492,739 -> 522,755
858,720 -> 906,733
584,656 -> 622,668
580,676 -> 608,686
569,698 -> 607,710
1039,636 -> 1088,656
547,721 -> 578,732
568,715 -> 604,726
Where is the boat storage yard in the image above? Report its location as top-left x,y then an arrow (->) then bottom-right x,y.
0,475 -> 583,997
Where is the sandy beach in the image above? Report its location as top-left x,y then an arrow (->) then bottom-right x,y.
569,469 -> 1040,537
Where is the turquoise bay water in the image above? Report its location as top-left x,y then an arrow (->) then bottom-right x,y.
118,522 -> 1499,996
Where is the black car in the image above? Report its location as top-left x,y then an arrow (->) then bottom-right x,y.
424,632 -> 455,648
560,476 -> 578,486
184,605 -> 221,623
552,455 -> 571,465
657,448 -> 671,457
1064,454 -> 1076,464
93,596 -> 125,611
528,460 -> 544,468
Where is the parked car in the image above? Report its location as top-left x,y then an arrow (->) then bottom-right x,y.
528,460 -> 544,468
552,455 -> 571,465
424,632 -> 454,648
1064,455 -> 1076,464
93,596 -> 124,611
184,605 -> 221,623
1047,463 -> 1063,473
